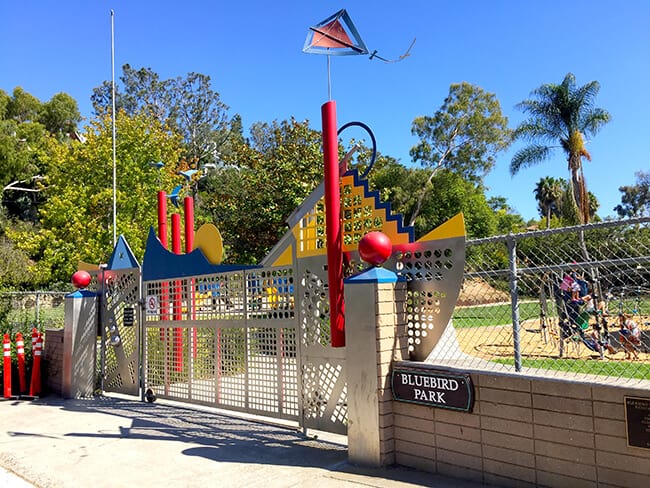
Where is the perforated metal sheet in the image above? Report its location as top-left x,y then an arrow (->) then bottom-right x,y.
143,266 -> 302,422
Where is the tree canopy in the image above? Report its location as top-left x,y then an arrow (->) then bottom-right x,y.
8,111 -> 183,284
92,65 -> 236,167
615,171 -> 650,218
408,82 -> 512,227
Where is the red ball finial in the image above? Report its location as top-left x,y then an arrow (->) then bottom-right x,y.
358,231 -> 392,266
71,270 -> 91,289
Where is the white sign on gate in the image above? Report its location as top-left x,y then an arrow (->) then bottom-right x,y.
145,295 -> 159,315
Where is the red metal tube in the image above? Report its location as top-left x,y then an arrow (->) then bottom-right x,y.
171,213 -> 183,372
322,100 -> 345,347
157,191 -> 168,249
184,196 -> 197,357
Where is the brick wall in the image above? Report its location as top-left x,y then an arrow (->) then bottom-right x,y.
389,365 -> 650,488
44,328 -> 64,395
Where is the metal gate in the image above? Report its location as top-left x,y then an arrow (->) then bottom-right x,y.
98,266 -> 141,396
140,263 -> 348,433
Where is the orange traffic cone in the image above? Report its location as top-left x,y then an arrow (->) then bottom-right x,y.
3,333 -> 11,398
16,332 -> 27,394
29,333 -> 43,397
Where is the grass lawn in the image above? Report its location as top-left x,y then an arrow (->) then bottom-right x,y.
453,300 -> 549,328
494,357 -> 650,380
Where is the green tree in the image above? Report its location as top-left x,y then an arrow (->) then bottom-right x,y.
487,197 -> 526,234
409,82 -> 512,227
615,171 -> 650,218
38,92 -> 81,138
92,65 -> 236,167
534,176 -> 564,228
6,87 -> 40,123
8,112 -> 183,283
510,73 -> 611,224
198,118 -> 323,263
368,158 -> 499,239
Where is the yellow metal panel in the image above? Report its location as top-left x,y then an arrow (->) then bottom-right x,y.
417,213 -> 466,242
271,244 -> 294,266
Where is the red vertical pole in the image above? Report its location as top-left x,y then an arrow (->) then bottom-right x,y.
157,191 -> 168,249
322,100 -> 345,347
3,334 -> 11,398
172,213 -> 183,372
184,196 -> 198,358
184,196 -> 194,253
16,332 -> 26,394
158,191 -> 169,341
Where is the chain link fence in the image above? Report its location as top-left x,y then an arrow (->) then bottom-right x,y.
0,291 -> 69,333
434,217 -> 650,384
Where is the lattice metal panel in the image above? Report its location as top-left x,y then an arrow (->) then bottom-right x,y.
301,360 -> 347,435
216,327 -> 247,408
246,267 -> 296,321
189,327 -> 217,404
100,268 -> 141,395
299,268 -> 330,347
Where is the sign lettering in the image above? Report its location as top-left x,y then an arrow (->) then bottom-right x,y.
392,368 -> 474,412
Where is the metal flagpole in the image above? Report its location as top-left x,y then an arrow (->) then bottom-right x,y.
111,10 -> 117,246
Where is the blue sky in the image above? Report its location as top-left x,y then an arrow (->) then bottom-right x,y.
2,1 -> 648,221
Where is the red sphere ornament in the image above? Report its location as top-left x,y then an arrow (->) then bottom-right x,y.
358,231 -> 393,266
71,270 -> 92,289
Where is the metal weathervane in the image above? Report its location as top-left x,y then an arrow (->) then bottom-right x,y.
303,9 -> 415,99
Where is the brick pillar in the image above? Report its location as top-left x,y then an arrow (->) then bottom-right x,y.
344,267 -> 408,467
62,289 -> 99,398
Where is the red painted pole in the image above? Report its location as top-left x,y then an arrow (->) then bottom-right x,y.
184,196 -> 194,253
184,196 -> 198,358
322,100 -> 345,347
16,332 -> 26,394
3,333 -> 11,398
158,191 -> 169,336
171,213 -> 183,372
157,191 -> 168,249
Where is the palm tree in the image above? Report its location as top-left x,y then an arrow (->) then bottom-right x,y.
510,73 -> 611,224
534,176 -> 564,228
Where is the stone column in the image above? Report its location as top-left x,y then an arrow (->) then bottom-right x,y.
344,267 -> 408,467
62,289 -> 99,398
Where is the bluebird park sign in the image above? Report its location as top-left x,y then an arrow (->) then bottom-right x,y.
391,368 -> 474,412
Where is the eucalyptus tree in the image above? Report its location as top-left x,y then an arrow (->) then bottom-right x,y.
510,73 -> 611,224
92,65 -> 237,167
409,82 -> 512,228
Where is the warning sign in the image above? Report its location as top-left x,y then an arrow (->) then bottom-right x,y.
146,295 -> 159,315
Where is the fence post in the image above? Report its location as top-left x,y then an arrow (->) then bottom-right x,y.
62,289 -> 99,398
35,292 -> 41,325
507,235 -> 522,372
344,266 -> 407,467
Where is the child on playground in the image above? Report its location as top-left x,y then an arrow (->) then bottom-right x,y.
618,313 -> 641,360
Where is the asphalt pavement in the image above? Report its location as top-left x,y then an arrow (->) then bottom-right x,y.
0,395 -> 494,488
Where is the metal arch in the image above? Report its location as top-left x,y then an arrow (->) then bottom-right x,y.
337,121 -> 377,179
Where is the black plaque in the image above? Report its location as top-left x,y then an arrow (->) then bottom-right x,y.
123,307 -> 135,327
625,396 -> 650,449
391,368 -> 474,412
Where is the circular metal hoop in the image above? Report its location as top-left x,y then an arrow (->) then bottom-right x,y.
337,121 -> 377,179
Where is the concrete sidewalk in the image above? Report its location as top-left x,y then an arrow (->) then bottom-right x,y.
0,395 -> 493,488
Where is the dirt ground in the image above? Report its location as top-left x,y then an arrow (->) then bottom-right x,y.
454,317 -> 650,363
